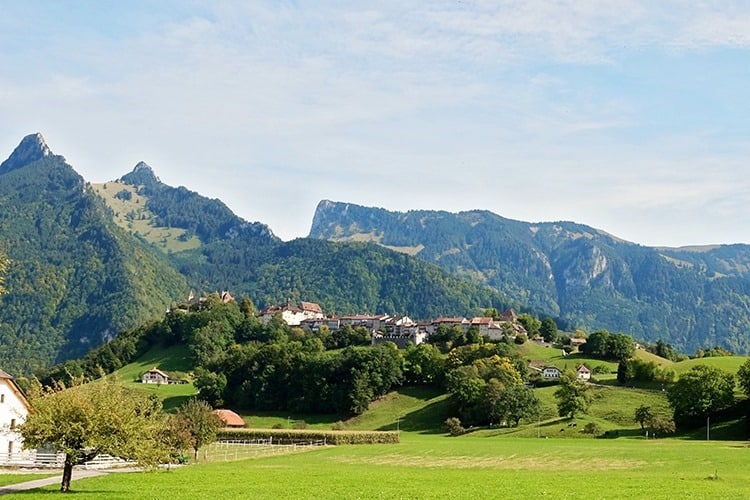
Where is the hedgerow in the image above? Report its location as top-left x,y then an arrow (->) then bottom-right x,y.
216,428 -> 400,445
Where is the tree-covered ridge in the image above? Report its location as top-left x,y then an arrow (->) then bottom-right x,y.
0,142 -> 188,374
112,164 -> 513,317
118,162 -> 277,246
309,200 -> 750,353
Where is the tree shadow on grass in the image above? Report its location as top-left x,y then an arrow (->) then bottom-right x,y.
377,398 -> 452,434
162,394 -> 194,412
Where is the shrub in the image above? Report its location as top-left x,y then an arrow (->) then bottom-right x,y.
293,421 -> 308,430
648,416 -> 676,438
331,421 -> 346,431
514,333 -> 528,345
582,422 -> 602,435
445,417 -> 466,436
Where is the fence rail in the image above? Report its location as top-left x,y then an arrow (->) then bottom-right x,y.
204,438 -> 327,462
0,450 -> 135,469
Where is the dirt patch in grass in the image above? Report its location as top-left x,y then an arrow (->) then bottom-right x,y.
331,453 -> 649,471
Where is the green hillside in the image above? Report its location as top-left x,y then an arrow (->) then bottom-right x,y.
672,355 -> 749,375
0,135 -> 188,374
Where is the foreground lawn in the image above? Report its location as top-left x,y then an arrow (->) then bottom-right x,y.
8,434 -> 750,499
0,474 -> 57,487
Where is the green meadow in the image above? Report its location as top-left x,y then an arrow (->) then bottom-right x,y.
5,435 -> 749,499
19,346 -> 736,498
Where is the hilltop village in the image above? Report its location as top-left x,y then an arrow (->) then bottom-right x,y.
256,300 -> 528,348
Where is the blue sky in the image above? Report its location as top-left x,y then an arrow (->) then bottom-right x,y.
1,1 -> 748,246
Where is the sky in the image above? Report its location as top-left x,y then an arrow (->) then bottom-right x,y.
1,1 -> 749,247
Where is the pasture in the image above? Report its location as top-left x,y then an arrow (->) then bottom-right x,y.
6,434 -> 749,499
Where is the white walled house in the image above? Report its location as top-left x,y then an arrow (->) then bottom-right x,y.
0,369 -> 30,460
141,368 -> 170,385
542,366 -> 562,379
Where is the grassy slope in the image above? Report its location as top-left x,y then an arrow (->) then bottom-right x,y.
113,344 -> 197,411
672,355 -> 749,374
91,181 -> 201,253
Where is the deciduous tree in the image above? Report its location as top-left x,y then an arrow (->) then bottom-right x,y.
20,376 -> 167,492
174,398 -> 223,461
634,405 -> 653,430
667,365 -> 735,429
554,372 -> 592,419
737,359 -> 750,398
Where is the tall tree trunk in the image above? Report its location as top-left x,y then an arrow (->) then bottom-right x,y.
61,456 -> 74,492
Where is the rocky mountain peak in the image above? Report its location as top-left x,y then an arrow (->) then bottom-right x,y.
0,133 -> 54,175
120,161 -> 161,187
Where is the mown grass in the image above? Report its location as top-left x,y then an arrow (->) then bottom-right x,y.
0,474 -> 57,487
9,435 -> 750,499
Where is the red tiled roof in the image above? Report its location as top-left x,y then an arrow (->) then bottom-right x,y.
214,409 -> 245,427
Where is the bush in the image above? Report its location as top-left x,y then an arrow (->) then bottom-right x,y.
445,417 -> 466,436
293,421 -> 308,429
591,365 -> 610,375
648,416 -> 676,438
331,421 -> 346,431
514,333 -> 528,345
582,422 -> 602,435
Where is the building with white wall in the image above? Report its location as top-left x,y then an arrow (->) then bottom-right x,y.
0,369 -> 30,460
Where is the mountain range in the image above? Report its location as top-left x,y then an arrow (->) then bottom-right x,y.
1,133 -> 748,374
0,134 -> 509,374
309,200 -> 750,354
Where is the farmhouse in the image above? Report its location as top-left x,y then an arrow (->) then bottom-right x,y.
542,366 -> 562,379
0,369 -> 30,461
142,368 -> 170,385
577,365 -> 591,381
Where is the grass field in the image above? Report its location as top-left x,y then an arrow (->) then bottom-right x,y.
0,474 -> 57,488
113,344 -> 197,411
7,435 -> 750,499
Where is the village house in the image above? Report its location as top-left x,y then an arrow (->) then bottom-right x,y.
427,317 -> 470,335
470,317 -> 496,337
339,314 -> 391,332
577,365 -> 592,381
141,368 -> 170,385
259,301 -> 325,326
0,369 -> 30,461
542,366 -> 562,379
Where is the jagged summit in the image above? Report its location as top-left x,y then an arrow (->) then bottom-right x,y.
0,133 -> 54,175
120,161 -> 161,187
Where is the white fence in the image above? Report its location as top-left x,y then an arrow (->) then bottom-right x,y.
204,439 -> 326,462
0,450 -> 135,469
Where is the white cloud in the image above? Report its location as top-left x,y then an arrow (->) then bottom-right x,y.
1,1 -> 749,246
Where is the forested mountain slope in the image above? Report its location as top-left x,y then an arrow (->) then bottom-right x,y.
112,165 -> 514,317
309,200 -> 750,353
0,134 -> 188,374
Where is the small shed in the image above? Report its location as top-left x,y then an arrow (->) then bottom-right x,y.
214,409 -> 246,428
577,365 -> 592,381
